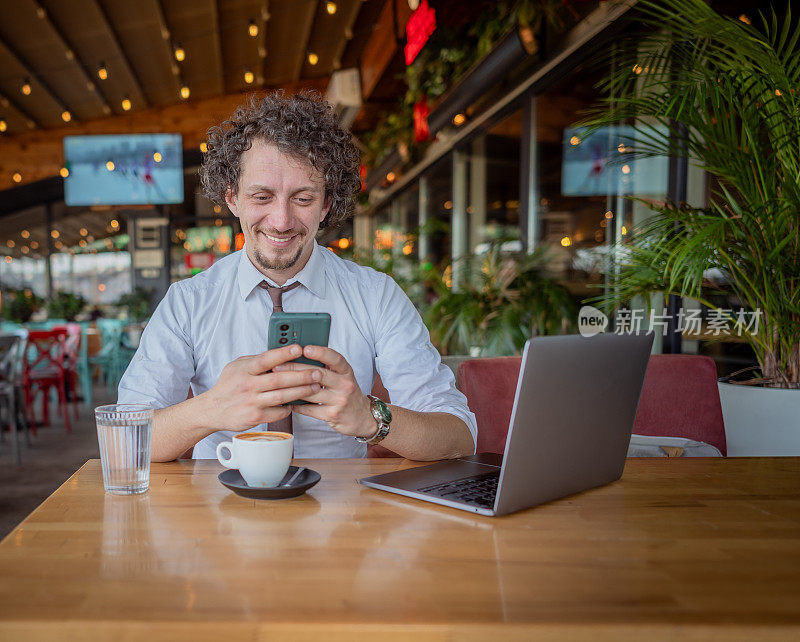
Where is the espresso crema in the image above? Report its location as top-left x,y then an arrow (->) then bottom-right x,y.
236,432 -> 292,442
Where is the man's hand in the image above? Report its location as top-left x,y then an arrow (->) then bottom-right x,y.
273,345 -> 376,439
200,344 -> 322,431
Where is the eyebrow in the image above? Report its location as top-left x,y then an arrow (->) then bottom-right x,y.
246,185 -> 321,194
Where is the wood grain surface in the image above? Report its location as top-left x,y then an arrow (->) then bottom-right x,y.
0,457 -> 799,641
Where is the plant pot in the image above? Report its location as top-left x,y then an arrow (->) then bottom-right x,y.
718,381 -> 800,456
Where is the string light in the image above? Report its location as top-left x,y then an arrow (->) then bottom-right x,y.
51,230 -> 60,239
106,160 -> 115,171
308,52 -> 319,65
199,141 -> 208,153
570,136 -> 581,146
54,240 -> 63,249
60,167 -> 69,178
0,119 -> 6,133
20,246 -> 29,254
605,210 -> 613,219
244,68 -> 254,84
61,110 -> 71,122
79,228 -> 88,236
326,2 -> 337,14
561,236 -> 572,247
453,113 -> 466,126
174,43 -> 185,62
110,219 -> 119,229
12,172 -> 22,183
21,79 -> 31,95
21,230 -> 30,239
180,85 -> 190,99
97,63 -> 108,80
248,19 -> 259,37
121,97 -> 132,111
153,151 -> 162,162
30,241 -> 39,249
6,240 -> 14,248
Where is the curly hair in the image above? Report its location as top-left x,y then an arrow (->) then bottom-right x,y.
200,90 -> 361,228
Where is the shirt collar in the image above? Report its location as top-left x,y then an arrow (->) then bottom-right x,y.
236,242 -> 327,301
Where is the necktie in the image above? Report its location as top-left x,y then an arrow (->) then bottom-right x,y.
259,280 -> 302,434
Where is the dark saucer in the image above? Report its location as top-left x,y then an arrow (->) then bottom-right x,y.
218,466 -> 321,500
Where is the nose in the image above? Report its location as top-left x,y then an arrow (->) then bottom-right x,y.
266,198 -> 293,232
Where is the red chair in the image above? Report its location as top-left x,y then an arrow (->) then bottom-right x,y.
456,353 -> 727,456
22,329 -> 72,434
457,357 -> 521,455
633,354 -> 726,455
58,323 -> 82,422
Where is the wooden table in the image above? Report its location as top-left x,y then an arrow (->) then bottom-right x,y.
1,458 -> 799,640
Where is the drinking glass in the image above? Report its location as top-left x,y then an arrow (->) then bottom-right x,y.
95,404 -> 153,495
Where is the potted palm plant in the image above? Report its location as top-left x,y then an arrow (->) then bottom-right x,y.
424,243 -> 576,357
584,0 -> 800,454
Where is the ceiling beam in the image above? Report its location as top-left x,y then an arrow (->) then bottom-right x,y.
90,0 -> 150,109
34,3 -> 112,116
292,1 -> 317,82
153,0 -> 184,101
0,79 -> 329,192
258,1 -> 269,86
0,90 -> 40,130
0,36 -> 71,121
210,0 -> 226,94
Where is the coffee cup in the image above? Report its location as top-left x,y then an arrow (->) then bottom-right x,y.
216,431 -> 293,487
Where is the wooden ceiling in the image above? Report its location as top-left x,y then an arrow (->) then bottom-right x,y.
0,0 -> 369,129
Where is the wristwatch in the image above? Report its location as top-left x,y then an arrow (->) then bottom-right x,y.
355,395 -> 392,445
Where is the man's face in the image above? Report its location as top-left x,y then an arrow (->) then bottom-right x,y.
225,140 -> 329,284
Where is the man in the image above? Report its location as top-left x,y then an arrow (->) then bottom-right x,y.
118,91 -> 476,462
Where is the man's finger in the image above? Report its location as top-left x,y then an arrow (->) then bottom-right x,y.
247,344 -> 302,375
302,345 -> 351,374
257,383 -> 322,407
251,369 -> 321,392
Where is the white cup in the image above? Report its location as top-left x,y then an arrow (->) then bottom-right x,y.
216,431 -> 294,487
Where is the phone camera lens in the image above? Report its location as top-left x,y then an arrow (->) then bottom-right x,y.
279,338 -> 288,344
279,324 -> 289,331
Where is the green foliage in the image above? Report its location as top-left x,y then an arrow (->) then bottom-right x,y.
423,243 -> 576,356
583,0 -> 800,386
47,290 -> 87,322
1,288 -> 44,324
115,287 -> 152,322
361,1 -> 569,170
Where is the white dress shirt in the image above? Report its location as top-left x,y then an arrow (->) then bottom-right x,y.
118,243 -> 478,458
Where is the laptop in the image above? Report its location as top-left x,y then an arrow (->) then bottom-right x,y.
359,332 -> 654,516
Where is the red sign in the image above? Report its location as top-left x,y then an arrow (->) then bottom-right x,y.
184,252 -> 215,271
404,0 -> 436,66
413,97 -> 430,142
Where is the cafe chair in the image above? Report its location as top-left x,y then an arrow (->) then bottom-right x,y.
456,353 -> 727,456
632,354 -> 727,456
456,357 -> 521,455
0,330 -> 29,463
22,328 -> 72,434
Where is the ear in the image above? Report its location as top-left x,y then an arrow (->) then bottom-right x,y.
321,196 -> 332,223
225,189 -> 239,217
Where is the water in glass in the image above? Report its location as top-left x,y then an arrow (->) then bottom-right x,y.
95,404 -> 153,495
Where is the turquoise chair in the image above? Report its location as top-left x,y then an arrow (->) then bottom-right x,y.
90,319 -> 127,393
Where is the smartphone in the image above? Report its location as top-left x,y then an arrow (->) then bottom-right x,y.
268,312 -> 331,405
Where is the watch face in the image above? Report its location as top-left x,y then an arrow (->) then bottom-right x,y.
373,398 -> 392,424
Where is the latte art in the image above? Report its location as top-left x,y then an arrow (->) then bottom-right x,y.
236,432 -> 292,442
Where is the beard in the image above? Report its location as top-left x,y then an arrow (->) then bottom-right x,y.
251,230 -> 306,272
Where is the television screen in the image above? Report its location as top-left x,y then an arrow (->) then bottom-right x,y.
63,134 -> 184,206
561,125 -> 668,197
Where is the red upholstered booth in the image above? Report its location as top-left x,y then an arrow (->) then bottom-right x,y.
456,353 -> 727,456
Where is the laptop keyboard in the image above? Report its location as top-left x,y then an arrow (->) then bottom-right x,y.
418,471 -> 499,509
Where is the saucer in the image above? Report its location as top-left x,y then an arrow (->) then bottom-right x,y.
218,466 -> 321,500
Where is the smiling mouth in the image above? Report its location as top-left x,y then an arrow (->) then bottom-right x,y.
259,231 -> 298,246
